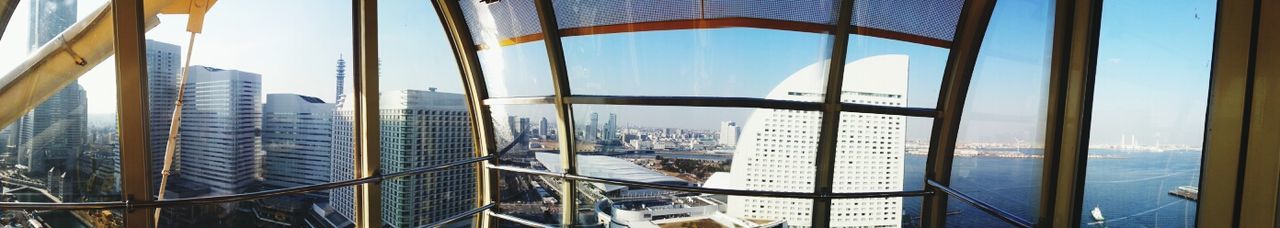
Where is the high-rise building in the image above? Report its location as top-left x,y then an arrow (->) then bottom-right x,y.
719,121 -> 739,147
507,116 -> 518,139
604,113 -> 617,141
586,112 -> 599,141
28,0 -> 76,52
519,117 -> 530,136
719,55 -> 908,227
146,40 -> 181,191
175,66 -> 262,195
261,94 -> 333,199
6,0 -> 83,177
540,117 -> 549,138
335,56 -> 346,102
331,89 -> 474,227
19,85 -> 86,176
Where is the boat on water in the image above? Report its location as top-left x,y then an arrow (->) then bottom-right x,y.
1091,206 -> 1105,222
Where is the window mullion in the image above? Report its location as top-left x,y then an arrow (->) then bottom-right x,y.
532,0 -> 580,226
111,0 -> 155,226
811,0 -> 856,227
922,0 -> 998,227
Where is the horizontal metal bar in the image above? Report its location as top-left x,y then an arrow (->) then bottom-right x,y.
927,180 -> 1033,228
485,95 -> 939,117
420,203 -> 495,228
565,95 -> 825,111
487,211 -> 555,228
842,102 -> 938,118
483,96 -> 556,105
487,164 -> 932,199
0,132 -> 533,211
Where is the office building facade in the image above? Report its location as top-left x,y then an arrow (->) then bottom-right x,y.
262,94 -> 334,199
175,66 -> 262,195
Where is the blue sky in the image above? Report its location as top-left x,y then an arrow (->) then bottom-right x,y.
0,0 -> 1215,145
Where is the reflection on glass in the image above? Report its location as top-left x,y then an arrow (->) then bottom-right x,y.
143,0 -> 353,226
949,0 -> 1054,224
378,1 -> 479,227
0,0 -> 123,226
944,198 -> 1020,228
458,0 -> 555,98
1080,0 -> 1214,226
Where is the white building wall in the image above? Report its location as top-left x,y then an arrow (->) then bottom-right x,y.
727,55 -> 908,228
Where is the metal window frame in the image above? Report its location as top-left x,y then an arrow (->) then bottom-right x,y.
530,0 -> 583,226
922,0 -> 998,227
1038,0 -> 1103,227
74,0 -> 1257,227
112,0 -> 156,226
811,0 -> 856,227
429,0 -> 504,227
352,0 -> 381,227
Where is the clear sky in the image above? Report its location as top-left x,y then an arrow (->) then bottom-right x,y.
0,0 -> 1215,145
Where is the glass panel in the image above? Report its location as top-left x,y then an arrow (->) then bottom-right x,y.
844,36 -> 947,108
494,173 -> 565,225
833,116 -> 931,193
591,188 -> 793,227
143,0 -> 353,225
1080,0 -> 1215,226
568,104 -> 822,227
948,0 -> 1054,224
377,2 -> 480,228
158,193 -> 340,227
944,198 -> 1020,228
828,196 -> 922,227
0,0 -> 122,218
555,0 -> 836,98
458,0 -> 555,98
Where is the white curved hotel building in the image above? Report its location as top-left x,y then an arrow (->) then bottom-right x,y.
717,55 -> 909,227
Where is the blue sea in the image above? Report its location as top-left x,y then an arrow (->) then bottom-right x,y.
898,149 -> 1202,227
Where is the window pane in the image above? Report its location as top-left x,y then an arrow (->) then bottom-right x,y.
948,0 -> 1054,224
834,116 -> 930,192
0,0 -> 122,226
555,1 -> 837,98
1080,0 -> 1215,226
566,104 -> 822,227
494,173 -> 566,225
143,0 -> 353,226
828,197 -> 922,227
944,198 -> 1020,228
845,36 -> 947,109
459,0 -> 555,98
377,1 -> 480,227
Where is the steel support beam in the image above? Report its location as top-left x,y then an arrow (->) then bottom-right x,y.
531,0 -> 580,225
1236,0 -> 1280,226
1195,0 -> 1254,225
810,0 -> 856,227
921,0 -> 997,227
1038,0 -> 1102,226
352,0 -> 381,227
112,0 -> 155,226
431,0 -> 503,227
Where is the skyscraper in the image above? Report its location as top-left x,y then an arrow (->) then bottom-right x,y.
519,117 -> 530,136
586,112 -> 599,141
175,66 -> 262,195
720,55 -> 908,227
335,56 -> 346,102
540,117 -> 549,138
331,90 -> 474,227
262,94 -> 333,199
719,121 -> 739,147
7,0 -> 83,177
146,40 -> 181,191
604,113 -> 617,141
28,0 -> 76,52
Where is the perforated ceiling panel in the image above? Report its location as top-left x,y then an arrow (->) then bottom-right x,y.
458,0 -> 964,48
